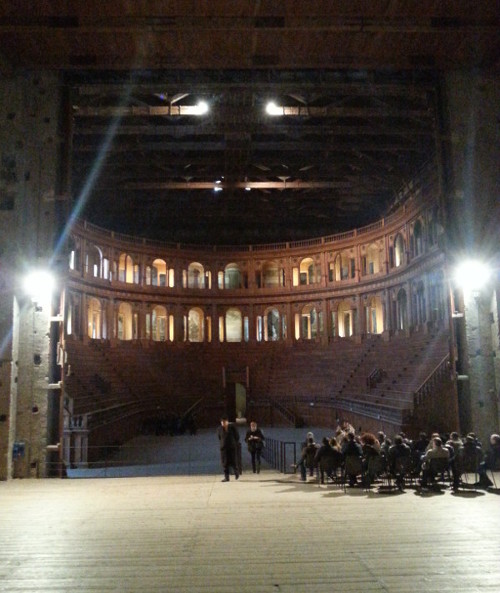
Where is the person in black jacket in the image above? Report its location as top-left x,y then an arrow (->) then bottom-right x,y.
245,421 -> 265,474
217,415 -> 240,482
315,437 -> 343,484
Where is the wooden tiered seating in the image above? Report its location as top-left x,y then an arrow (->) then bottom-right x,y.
64,328 -> 452,446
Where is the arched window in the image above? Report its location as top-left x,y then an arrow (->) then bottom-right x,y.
299,257 -> 316,285
413,281 -> 426,326
413,219 -> 423,257
366,296 -> 383,334
397,289 -> 408,331
87,297 -> 101,339
188,307 -> 205,342
429,271 -> 446,324
332,251 -> 354,281
118,253 -> 135,283
427,206 -> 439,247
224,263 -> 242,289
300,304 -> 319,340
225,308 -> 242,342
187,262 -> 206,289
85,244 -> 102,278
394,234 -> 405,268
117,302 -> 133,340
337,300 -> 353,337
68,236 -> 80,271
363,243 -> 380,276
152,259 -> 167,287
264,308 -> 281,341
152,305 -> 167,341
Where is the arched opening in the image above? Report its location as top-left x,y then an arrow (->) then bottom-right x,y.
187,262 -> 206,289
414,281 -> 426,326
333,250 -> 354,281
394,234 -> 405,268
152,305 -> 167,341
117,302 -> 134,340
264,308 -> 281,341
338,300 -> 353,337
85,244 -> 102,278
299,257 -> 316,285
366,296 -> 383,334
363,243 -> 380,276
224,263 -> 242,289
397,288 -> 408,331
152,259 -> 167,287
118,253 -> 135,283
188,307 -> 205,342
300,304 -> 319,340
87,297 -> 101,339
413,219 -> 424,257
225,308 -> 242,342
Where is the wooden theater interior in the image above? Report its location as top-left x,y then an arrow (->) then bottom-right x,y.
0,1 -> 498,474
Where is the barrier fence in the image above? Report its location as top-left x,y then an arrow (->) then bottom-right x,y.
261,438 -> 298,474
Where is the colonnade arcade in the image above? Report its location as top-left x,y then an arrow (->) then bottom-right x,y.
66,194 -> 448,346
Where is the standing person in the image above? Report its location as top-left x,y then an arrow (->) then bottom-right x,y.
245,421 -> 265,473
217,415 -> 240,482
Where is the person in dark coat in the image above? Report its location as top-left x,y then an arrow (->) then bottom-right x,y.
388,434 -> 412,490
245,421 -> 265,474
341,432 -> 364,487
217,415 -> 240,482
294,436 -> 319,481
315,437 -> 343,484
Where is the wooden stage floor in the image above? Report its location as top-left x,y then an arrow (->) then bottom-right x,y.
1,468 -> 499,592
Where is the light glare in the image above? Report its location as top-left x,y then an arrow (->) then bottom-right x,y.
454,260 -> 491,291
266,101 -> 283,116
23,270 -> 55,303
196,101 -> 209,115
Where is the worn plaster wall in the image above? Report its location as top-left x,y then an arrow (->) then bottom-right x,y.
0,72 -> 62,478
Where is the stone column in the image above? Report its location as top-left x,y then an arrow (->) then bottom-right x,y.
438,70 -> 500,442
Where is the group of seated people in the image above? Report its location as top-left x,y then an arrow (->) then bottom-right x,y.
293,422 -> 500,492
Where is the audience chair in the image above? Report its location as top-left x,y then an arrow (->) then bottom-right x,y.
487,458 -> 500,489
385,456 -> 412,492
319,457 -> 343,488
425,457 -> 451,490
457,449 -> 482,491
366,454 -> 386,488
343,455 -> 367,491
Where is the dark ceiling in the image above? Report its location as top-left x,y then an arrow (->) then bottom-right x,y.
1,1 -> 499,245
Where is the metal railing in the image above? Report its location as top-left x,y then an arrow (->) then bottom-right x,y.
261,437 -> 297,474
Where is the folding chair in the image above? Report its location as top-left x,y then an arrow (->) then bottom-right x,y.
343,455 -> 366,491
426,457 -> 450,490
456,448 -> 481,491
386,455 -> 412,492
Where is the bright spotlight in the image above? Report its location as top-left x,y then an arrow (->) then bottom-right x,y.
454,259 -> 491,292
195,101 -> 209,115
265,101 -> 283,116
23,270 -> 55,303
